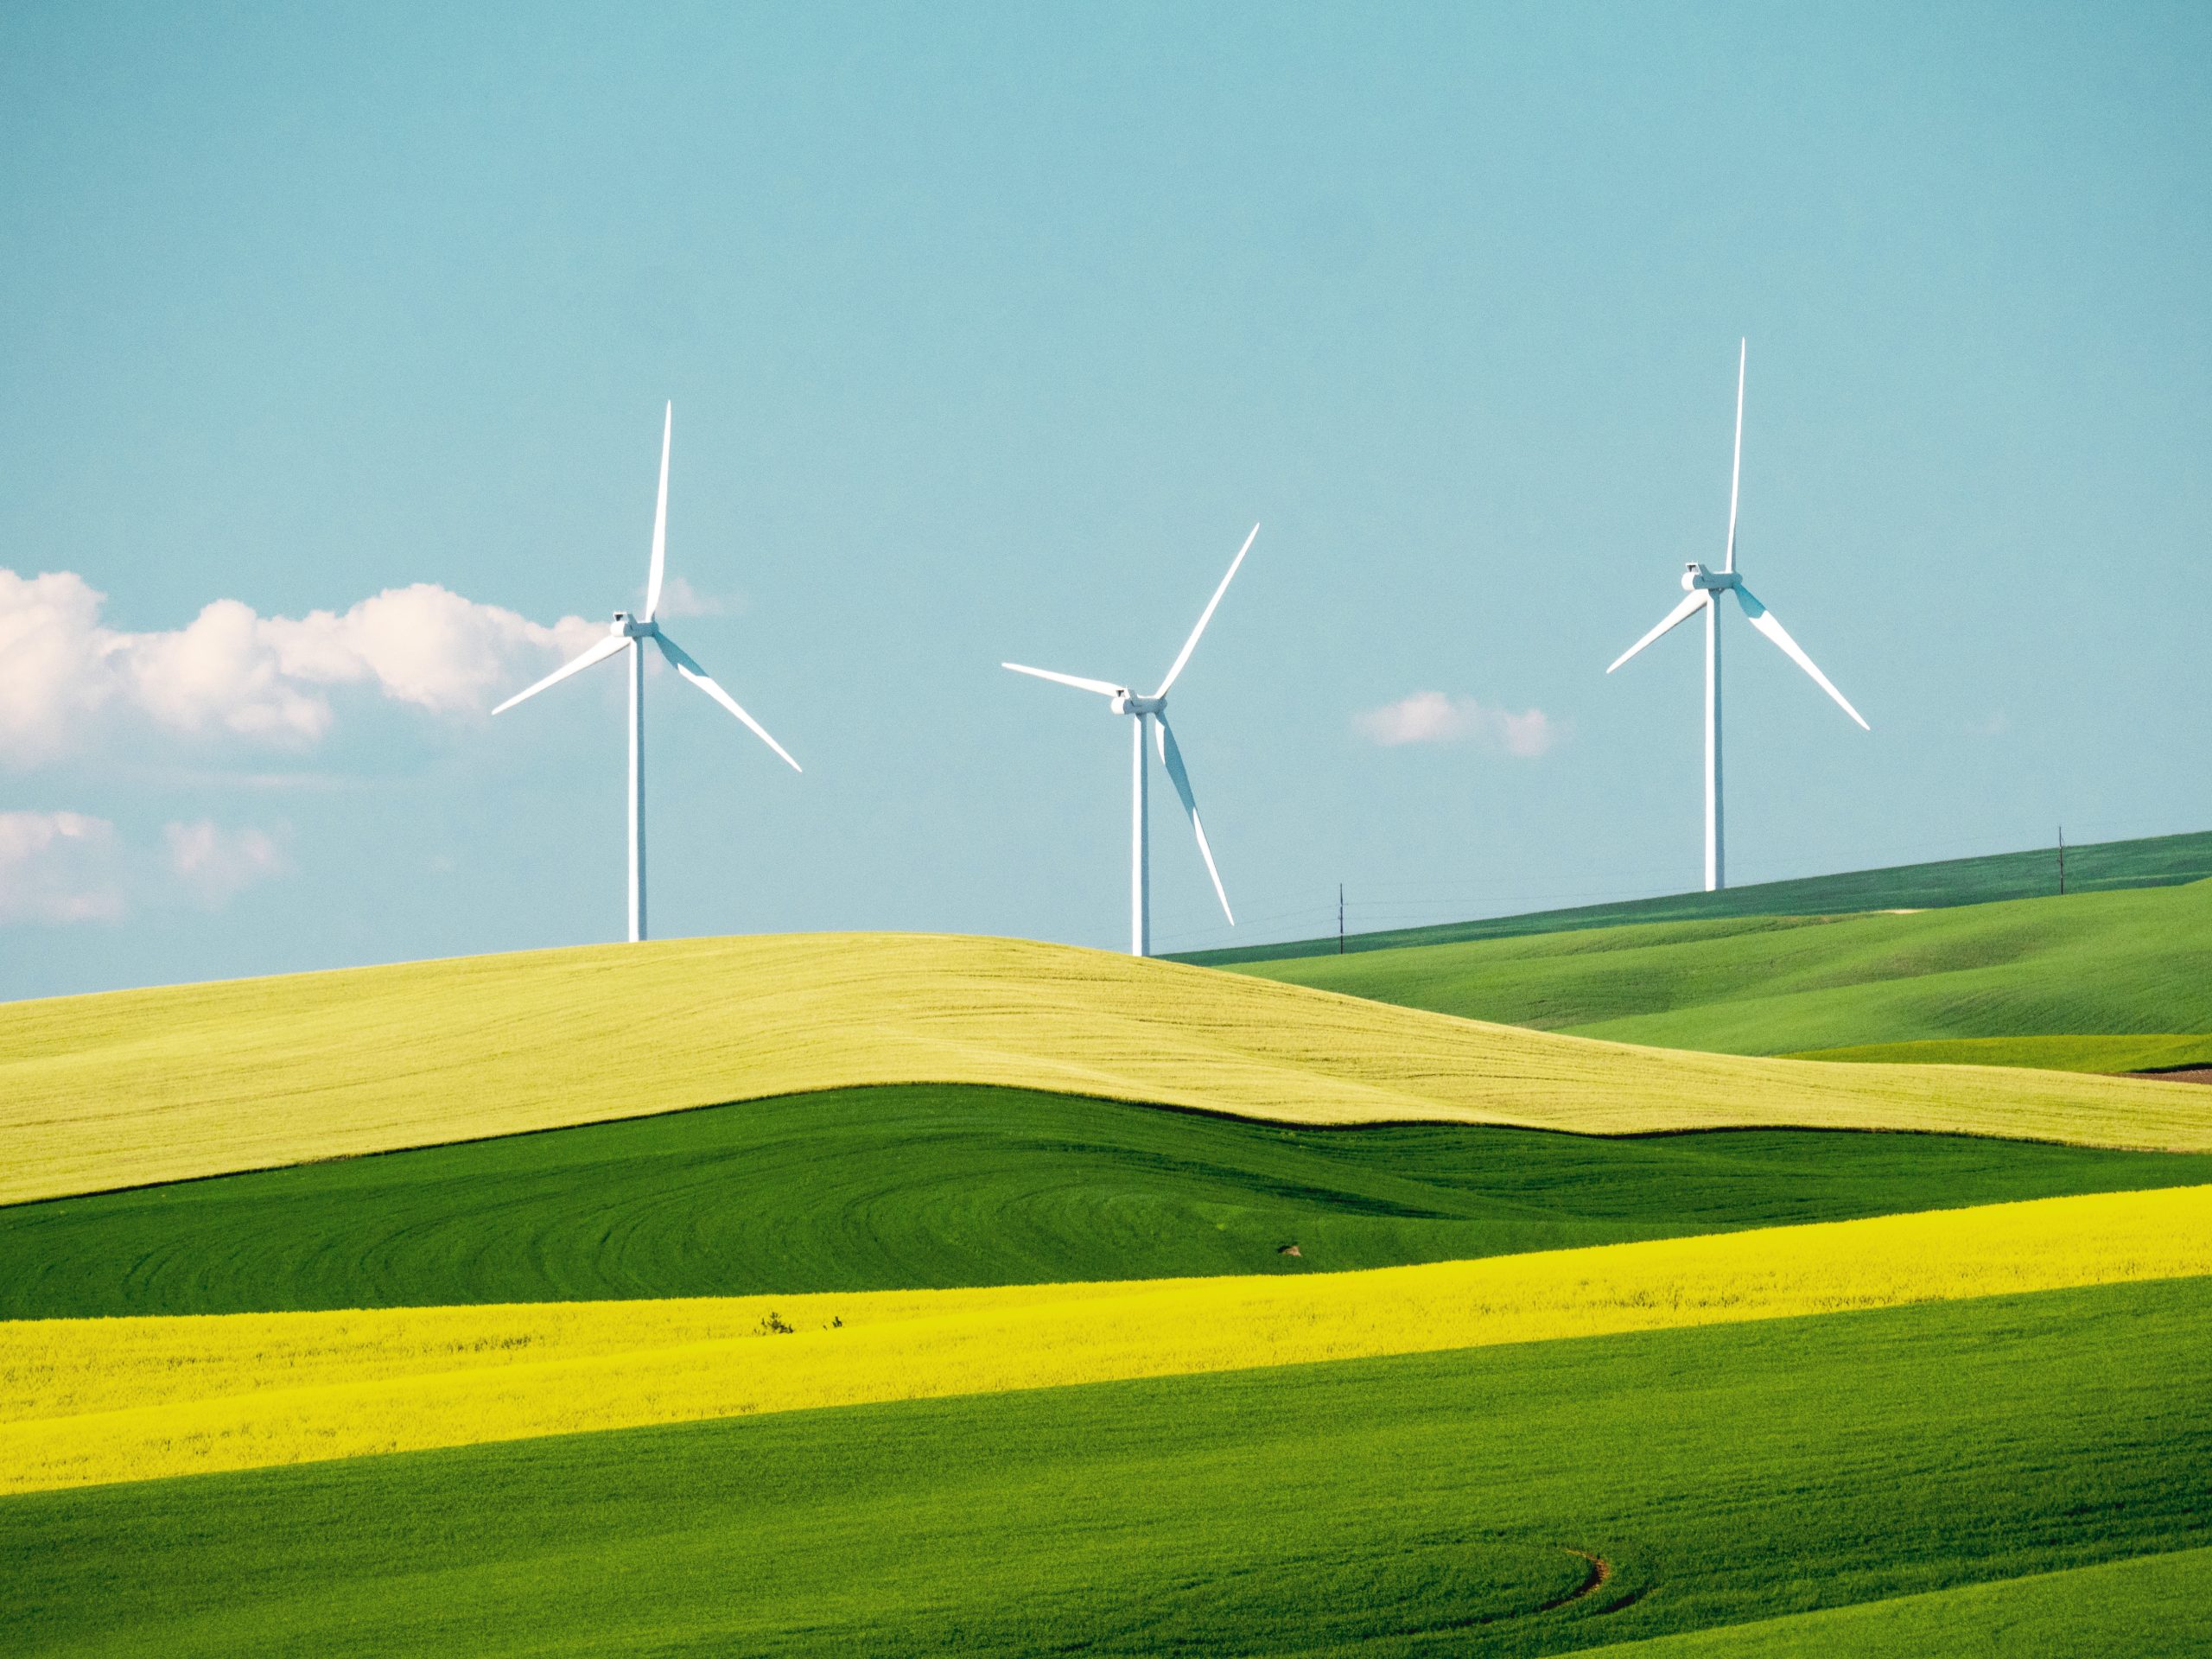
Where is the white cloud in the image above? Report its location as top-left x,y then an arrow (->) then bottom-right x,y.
164,819 -> 288,907
128,597 -> 334,744
1354,691 -> 1566,758
0,568 -> 600,766
0,811 -> 125,924
0,810 -> 289,925
0,572 -> 120,766
1490,707 -> 1562,758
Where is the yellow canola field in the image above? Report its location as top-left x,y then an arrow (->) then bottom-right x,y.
5,1184 -> 2209,1497
8,932 -> 2212,1204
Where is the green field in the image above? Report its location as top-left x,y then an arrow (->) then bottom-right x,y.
4,1277 -> 2204,1657
1599,1547 -> 2212,1656
1217,878 -> 2212,1072
8,1084 -> 2212,1319
1176,826 -> 2212,964
10,903 -> 2209,1654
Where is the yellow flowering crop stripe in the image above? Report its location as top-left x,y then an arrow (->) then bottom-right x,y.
5,1184 -> 2210,1497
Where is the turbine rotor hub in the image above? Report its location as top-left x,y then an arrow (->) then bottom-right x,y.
1682,564 -> 1742,593
1114,692 -> 1164,716
609,613 -> 659,639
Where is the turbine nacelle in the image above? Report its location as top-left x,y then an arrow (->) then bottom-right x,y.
609,612 -> 658,639
1681,563 -> 1742,593
1110,691 -> 1164,716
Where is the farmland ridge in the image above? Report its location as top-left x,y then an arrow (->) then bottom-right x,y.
5,932 -> 2210,1204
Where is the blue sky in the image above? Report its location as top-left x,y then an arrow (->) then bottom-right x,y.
2,3 -> 2206,998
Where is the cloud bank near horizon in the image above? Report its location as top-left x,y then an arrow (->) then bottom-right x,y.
0,810 -> 286,925
0,568 -> 599,767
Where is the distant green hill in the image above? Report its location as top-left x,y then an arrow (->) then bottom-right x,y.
1218,877 -> 2212,1074
11,1083 -> 2204,1319
1174,827 -> 2212,965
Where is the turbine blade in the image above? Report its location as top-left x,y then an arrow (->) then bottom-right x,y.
1154,523 -> 1259,697
1725,340 -> 1745,574
655,632 -> 803,771
1605,589 -> 1707,674
1733,586 -> 1870,729
1155,715 -> 1232,924
1001,662 -> 1124,697
644,403 -> 671,621
492,632 -> 628,715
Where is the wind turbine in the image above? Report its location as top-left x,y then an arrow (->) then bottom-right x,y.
1606,341 -> 1868,892
493,403 -> 800,942
1004,524 -> 1258,957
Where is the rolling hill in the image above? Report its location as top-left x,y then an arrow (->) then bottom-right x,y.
1218,877 -> 2212,1073
10,1084 -> 2206,1319
6,931 -> 2212,1205
1175,825 -> 2212,964
9,930 -> 2212,1657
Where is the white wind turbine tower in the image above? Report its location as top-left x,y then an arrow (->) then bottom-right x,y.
1606,341 -> 1868,892
493,403 -> 800,942
1004,524 -> 1258,957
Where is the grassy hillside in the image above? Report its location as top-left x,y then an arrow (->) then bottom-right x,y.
1176,826 -> 2212,964
5,1278 -> 2204,1655
1594,1548 -> 2212,1656
8,1084 -> 2210,1320
6,931 -> 2211,1204
1223,878 -> 2212,1071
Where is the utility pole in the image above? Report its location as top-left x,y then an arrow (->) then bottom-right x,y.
2057,825 -> 2066,897
1338,884 -> 1345,954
